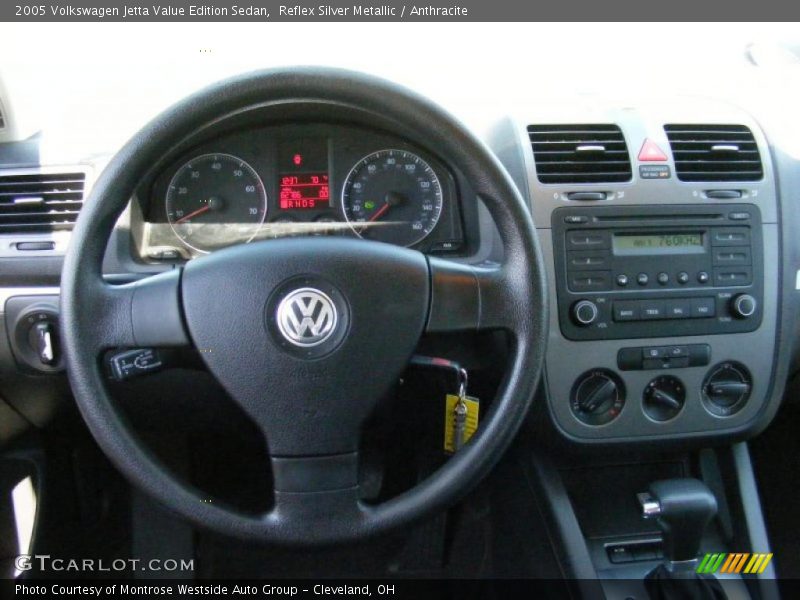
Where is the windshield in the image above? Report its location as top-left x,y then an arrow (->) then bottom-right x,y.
1,22 -> 798,160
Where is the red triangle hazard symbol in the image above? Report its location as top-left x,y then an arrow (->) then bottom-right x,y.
638,139 -> 668,161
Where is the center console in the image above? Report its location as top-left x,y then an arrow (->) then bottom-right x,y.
490,100 -> 781,443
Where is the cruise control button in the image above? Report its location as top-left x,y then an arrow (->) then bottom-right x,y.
691,297 -> 716,318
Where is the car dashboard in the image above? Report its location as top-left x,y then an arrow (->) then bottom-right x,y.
0,86 -> 797,453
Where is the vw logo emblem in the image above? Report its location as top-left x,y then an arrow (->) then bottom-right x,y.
276,288 -> 338,348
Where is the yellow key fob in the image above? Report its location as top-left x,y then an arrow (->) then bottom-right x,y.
444,394 -> 480,454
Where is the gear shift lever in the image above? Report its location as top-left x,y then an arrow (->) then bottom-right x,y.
638,478 -> 718,564
638,479 -> 726,600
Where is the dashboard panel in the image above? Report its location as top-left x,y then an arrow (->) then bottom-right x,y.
488,99 -> 785,445
134,123 -> 468,261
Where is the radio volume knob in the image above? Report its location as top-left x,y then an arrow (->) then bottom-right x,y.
572,300 -> 599,326
731,294 -> 757,319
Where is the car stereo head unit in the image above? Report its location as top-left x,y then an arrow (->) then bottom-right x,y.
552,204 -> 763,341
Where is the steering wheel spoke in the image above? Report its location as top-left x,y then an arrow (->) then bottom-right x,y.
89,269 -> 190,352
426,257 -> 519,333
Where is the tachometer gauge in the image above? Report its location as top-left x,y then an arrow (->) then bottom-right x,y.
341,149 -> 444,247
166,153 -> 267,253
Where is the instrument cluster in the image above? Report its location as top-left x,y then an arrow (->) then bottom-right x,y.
136,123 -> 467,261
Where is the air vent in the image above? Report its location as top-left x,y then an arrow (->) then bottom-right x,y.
664,124 -> 763,182
528,124 -> 632,184
0,172 -> 86,234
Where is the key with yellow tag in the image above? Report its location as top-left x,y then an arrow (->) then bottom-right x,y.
443,368 -> 480,454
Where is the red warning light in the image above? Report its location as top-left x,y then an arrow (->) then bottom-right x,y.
293,154 -> 303,166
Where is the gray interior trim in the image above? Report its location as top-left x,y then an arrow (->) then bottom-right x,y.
732,444 -> 780,596
0,287 -> 60,314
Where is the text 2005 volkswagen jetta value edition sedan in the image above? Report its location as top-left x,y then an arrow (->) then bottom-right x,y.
0,25 -> 799,600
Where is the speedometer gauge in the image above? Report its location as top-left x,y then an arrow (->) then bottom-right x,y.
341,149 -> 444,247
166,153 -> 267,253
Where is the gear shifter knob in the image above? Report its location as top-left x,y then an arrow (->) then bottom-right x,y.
638,478 -> 718,563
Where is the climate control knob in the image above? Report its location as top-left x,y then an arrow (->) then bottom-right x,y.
643,375 -> 686,422
702,362 -> 752,417
730,294 -> 757,319
571,369 -> 625,426
572,300 -> 599,326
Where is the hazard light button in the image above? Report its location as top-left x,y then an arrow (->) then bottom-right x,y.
638,139 -> 669,161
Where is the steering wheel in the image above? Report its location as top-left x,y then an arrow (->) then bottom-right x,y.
60,68 -> 547,545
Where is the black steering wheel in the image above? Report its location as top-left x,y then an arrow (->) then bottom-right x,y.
60,68 -> 547,545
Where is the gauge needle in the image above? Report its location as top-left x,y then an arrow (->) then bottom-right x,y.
368,191 -> 407,223
175,204 -> 211,224
368,202 -> 391,222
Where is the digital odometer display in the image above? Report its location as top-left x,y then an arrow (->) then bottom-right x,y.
279,174 -> 330,210
613,232 -> 705,255
276,138 -> 331,211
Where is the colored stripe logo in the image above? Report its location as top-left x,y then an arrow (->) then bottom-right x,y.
697,552 -> 773,574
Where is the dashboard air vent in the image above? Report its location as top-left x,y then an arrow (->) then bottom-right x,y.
0,172 -> 86,234
528,124 -> 632,184
664,124 -> 763,182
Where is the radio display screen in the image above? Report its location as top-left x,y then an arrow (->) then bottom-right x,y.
613,232 -> 705,255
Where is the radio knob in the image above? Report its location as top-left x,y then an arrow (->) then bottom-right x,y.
731,294 -> 757,319
572,300 -> 599,326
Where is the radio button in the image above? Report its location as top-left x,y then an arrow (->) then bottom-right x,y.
677,272 -> 689,285
697,271 -> 710,284
657,272 -> 670,285
691,297 -> 716,318
711,228 -> 750,246
729,211 -> 751,221
564,215 -> 589,224
713,267 -> 753,286
567,230 -> 610,249
665,300 -> 691,319
616,274 -> 629,287
637,273 -> 649,286
569,271 -> 612,292
613,301 -> 640,321
640,301 -> 665,320
712,247 -> 751,266
568,250 -> 609,269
